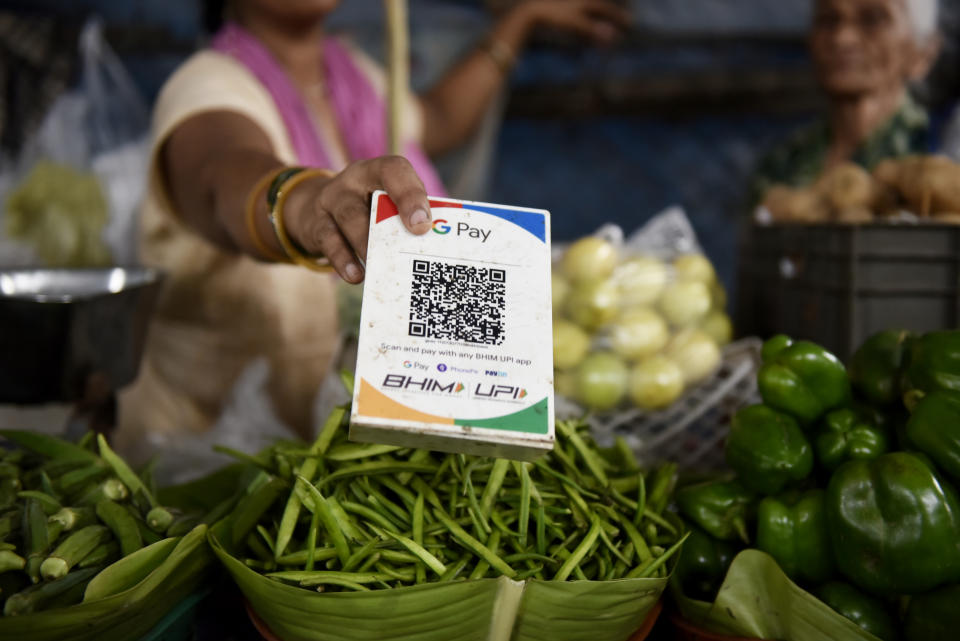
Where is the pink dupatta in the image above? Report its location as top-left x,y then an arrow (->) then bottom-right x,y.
211,22 -> 446,196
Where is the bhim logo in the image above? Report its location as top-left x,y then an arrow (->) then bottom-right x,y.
384,374 -> 464,394
432,219 -> 451,234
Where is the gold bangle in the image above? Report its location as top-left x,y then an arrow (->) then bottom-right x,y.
245,167 -> 292,263
270,168 -> 337,273
484,37 -> 515,75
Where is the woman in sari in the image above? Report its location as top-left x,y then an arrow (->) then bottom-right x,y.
116,0 -> 628,460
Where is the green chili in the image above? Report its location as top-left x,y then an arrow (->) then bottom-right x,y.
339,500 -> 397,533
480,459 -> 510,518
515,462 -> 531,547
382,530 -> 446,576
555,516 -> 602,581
635,472 -> 646,526
558,421 -> 609,487
296,475 -> 351,566
625,532 -> 689,579
267,570 -> 389,586
536,503 -> 546,556
325,443 -> 402,461
433,508 -> 516,578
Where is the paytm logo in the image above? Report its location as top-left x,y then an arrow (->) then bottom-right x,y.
432,219 -> 451,234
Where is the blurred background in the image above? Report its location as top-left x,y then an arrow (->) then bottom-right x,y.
1,0 -> 959,302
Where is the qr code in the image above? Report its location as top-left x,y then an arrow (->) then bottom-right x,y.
409,259 -> 506,345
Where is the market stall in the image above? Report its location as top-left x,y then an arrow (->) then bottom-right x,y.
2,1 -> 960,640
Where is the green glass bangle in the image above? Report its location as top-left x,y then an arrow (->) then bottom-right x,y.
266,167 -> 305,210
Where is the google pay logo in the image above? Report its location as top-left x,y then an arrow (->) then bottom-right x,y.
432,219 -> 451,234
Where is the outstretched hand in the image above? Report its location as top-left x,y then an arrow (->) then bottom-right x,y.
518,0 -> 632,44
284,156 -> 432,284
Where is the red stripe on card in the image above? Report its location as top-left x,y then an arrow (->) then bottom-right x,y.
375,194 -> 399,222
429,199 -> 461,209
377,195 -> 458,223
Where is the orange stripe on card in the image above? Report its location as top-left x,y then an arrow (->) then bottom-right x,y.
356,378 -> 454,424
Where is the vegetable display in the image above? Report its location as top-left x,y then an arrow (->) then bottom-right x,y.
814,582 -> 899,641
826,452 -> 960,595
553,234 -> 729,412
673,329 -> 960,641
759,155 -> 960,224
898,330 -> 960,409
725,404 -> 813,495
814,408 -> 889,471
756,335 -> 850,424
205,407 -> 684,641
217,411 -> 686,590
756,490 -> 833,585
0,430 -> 214,641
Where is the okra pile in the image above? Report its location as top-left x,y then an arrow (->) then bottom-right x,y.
228,410 -> 686,592
0,430 -> 216,616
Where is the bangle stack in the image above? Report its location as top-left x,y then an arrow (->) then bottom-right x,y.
245,167 -> 292,263
245,166 -> 336,272
269,168 -> 336,273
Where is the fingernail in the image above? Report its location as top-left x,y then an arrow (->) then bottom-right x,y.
410,208 -> 430,226
345,263 -> 363,282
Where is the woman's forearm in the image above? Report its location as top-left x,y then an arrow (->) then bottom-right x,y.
163,111 -> 291,260
418,6 -> 536,156
163,111 -> 433,283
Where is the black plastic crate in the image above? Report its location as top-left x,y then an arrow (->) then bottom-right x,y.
736,223 -> 960,359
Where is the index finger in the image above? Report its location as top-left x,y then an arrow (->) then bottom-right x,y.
373,155 -> 433,235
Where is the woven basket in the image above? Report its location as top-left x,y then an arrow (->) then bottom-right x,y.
558,338 -> 761,471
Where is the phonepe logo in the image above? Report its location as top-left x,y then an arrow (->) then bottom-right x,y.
431,218 -> 490,243
383,374 -> 465,394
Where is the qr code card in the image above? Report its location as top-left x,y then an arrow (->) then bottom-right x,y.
349,191 -> 554,460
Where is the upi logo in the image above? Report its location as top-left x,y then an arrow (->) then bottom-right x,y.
432,219 -> 451,234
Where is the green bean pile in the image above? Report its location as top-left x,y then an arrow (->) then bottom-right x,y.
0,430 -> 217,616
228,410 -> 687,592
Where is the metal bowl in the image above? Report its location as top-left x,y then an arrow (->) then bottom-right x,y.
0,267 -> 163,404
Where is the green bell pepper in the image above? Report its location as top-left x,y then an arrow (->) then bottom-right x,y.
815,408 -> 888,471
849,399 -> 910,452
903,583 -> 960,641
726,404 -> 814,495
674,526 -> 738,601
849,329 -> 916,407
675,479 -> 754,543
905,389 -> 960,483
900,330 -> 960,410
758,335 -> 850,423
755,489 -> 833,585
825,451 -> 960,594
815,581 -> 899,641
760,333 -> 793,363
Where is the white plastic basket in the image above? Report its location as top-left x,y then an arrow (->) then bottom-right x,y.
557,337 -> 762,471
